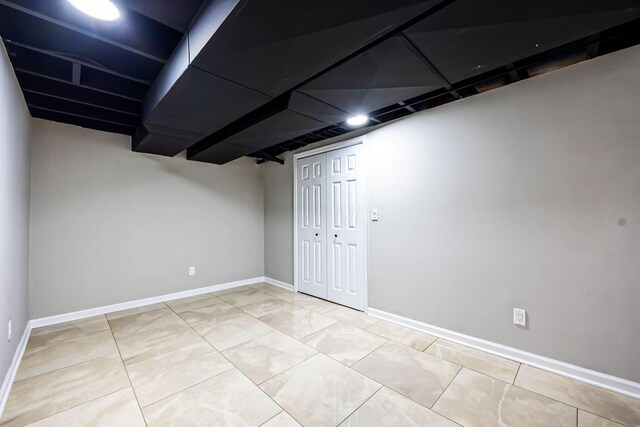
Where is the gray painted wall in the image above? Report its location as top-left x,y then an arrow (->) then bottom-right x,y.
0,45 -> 31,387
262,45 -> 640,382
262,158 -> 293,283
29,119 -> 264,318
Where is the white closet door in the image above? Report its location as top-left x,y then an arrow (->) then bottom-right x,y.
326,145 -> 365,310
297,153 -> 327,299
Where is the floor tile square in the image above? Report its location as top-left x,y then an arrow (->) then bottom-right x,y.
1,354 -> 129,427
27,315 -> 110,349
433,368 -> 577,426
164,293 -> 223,313
142,369 -> 280,426
352,341 -> 460,408
425,339 -> 520,383
324,306 -> 380,328
16,330 -> 119,381
515,365 -> 640,426
578,410 -> 624,427
365,320 -> 436,350
291,294 -> 340,314
115,323 -> 204,365
261,307 -> 337,339
177,302 -> 244,328
195,313 -> 275,351
25,388 -> 145,427
261,354 -> 381,427
340,387 -> 459,427
223,331 -> 316,384
301,322 -> 387,366
126,341 -> 234,407
238,296 -> 294,318
109,308 -> 184,339
106,303 -> 167,321
218,288 -> 276,307
260,287 -> 298,302
209,285 -> 253,296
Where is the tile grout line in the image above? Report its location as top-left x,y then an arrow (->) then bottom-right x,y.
513,361 -> 523,384
334,383 -> 384,426
107,321 -> 149,427
428,366 -> 466,425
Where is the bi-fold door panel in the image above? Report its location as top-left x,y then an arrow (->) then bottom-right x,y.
297,153 -> 327,299
326,145 -> 365,310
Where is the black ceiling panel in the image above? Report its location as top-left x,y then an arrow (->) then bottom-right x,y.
188,141 -> 257,165
17,72 -> 142,115
0,4 -> 163,82
143,66 -> 271,142
117,0 -> 205,33
132,124 -> 204,157
403,0 -> 640,83
188,109 -> 327,164
300,35 -> 444,114
288,91 -> 347,125
190,0 -> 438,96
3,0 -> 183,60
226,110 -> 326,149
30,106 -> 135,135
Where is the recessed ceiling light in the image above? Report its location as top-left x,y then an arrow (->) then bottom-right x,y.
68,0 -> 120,21
346,115 -> 368,127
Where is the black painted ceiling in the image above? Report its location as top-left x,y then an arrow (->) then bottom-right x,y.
2,0 -> 640,165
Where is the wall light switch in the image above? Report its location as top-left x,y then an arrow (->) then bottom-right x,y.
513,308 -> 526,326
189,267 -> 196,276
371,208 -> 378,221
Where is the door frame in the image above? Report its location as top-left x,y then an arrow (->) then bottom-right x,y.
293,135 -> 369,312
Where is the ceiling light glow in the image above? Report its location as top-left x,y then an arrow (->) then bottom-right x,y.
346,115 -> 368,127
68,0 -> 120,21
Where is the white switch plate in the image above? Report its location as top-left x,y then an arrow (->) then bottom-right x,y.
188,267 -> 196,276
371,208 -> 378,221
8,320 -> 11,342
513,308 -> 526,326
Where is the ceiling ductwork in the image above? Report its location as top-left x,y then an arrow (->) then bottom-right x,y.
134,0 -> 446,162
3,0 -> 640,164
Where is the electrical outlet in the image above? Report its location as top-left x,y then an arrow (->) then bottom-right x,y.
513,308 -> 526,326
371,208 -> 378,221
189,266 -> 196,276
8,320 -> 12,342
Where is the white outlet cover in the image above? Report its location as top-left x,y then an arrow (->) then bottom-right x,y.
188,267 -> 196,276
513,308 -> 526,326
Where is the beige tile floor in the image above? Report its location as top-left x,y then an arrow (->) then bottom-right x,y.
2,283 -> 639,427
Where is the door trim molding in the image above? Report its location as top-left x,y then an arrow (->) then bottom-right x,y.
293,135 -> 369,310
367,307 -> 640,399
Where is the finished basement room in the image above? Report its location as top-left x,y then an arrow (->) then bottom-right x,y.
1,0 -> 640,426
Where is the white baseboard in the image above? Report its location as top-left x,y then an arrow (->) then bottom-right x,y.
262,277 -> 294,291
30,276 -> 264,329
0,323 -> 31,418
367,307 -> 640,400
